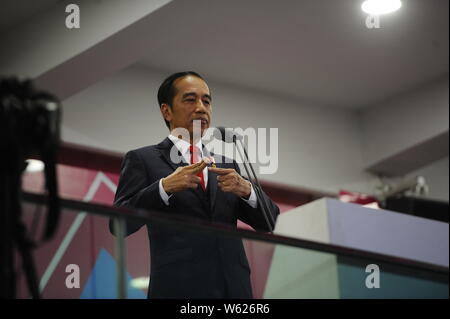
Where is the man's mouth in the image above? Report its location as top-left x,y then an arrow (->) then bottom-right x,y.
193,118 -> 209,125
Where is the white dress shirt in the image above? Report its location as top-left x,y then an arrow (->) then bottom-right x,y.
158,135 -> 257,208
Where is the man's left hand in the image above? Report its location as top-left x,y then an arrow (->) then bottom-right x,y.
208,167 -> 251,199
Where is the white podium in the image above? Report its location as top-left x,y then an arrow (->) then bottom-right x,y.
263,198 -> 449,298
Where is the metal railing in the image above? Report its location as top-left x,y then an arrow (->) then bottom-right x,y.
22,191 -> 449,279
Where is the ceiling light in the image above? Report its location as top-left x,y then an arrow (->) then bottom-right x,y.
361,0 -> 402,15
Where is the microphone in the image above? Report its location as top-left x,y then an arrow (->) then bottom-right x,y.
214,126 -> 243,143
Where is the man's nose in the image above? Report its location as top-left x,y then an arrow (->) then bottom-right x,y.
195,100 -> 208,113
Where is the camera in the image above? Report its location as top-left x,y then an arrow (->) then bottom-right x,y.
0,77 -> 60,159
0,77 -> 62,299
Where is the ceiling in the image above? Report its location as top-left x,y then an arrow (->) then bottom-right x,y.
136,0 -> 449,108
1,0 -> 448,109
0,0 -> 62,32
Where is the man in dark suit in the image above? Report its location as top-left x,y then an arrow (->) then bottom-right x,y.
111,71 -> 280,298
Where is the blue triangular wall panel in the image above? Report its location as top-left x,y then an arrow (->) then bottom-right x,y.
80,248 -> 146,299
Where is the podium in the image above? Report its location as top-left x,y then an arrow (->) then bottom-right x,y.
263,198 -> 449,298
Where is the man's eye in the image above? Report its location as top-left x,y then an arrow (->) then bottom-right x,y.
203,100 -> 210,105
185,99 -> 195,102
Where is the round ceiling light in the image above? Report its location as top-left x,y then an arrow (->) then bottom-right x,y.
361,0 -> 402,15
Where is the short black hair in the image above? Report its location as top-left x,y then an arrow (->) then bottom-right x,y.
157,71 -> 205,129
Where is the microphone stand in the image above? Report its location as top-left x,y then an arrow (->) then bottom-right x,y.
233,135 -> 275,233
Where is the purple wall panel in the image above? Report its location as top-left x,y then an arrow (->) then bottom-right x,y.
327,199 -> 449,267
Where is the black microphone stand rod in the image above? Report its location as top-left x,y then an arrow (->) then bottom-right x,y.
232,135 -> 275,233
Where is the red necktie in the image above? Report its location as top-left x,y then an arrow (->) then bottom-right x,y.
189,145 -> 205,191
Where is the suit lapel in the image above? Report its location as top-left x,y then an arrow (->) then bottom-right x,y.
156,137 -> 188,171
207,152 -> 223,214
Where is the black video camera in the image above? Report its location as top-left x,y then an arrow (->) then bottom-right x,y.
0,77 -> 62,299
0,77 -> 61,240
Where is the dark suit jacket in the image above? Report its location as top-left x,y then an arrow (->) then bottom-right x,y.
110,137 -> 280,298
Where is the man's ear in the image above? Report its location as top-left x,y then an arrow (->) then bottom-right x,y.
160,103 -> 172,122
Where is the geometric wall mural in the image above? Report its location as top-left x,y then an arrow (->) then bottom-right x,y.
80,248 -> 146,299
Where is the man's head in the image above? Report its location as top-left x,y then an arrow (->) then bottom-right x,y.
158,71 -> 212,140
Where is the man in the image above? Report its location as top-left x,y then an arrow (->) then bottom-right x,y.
111,71 -> 280,298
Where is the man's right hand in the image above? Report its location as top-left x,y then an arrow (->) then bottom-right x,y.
161,161 -> 208,194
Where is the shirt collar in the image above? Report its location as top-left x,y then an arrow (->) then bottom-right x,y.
168,134 -> 203,157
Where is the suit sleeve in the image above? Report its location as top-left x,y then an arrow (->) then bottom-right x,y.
109,150 -> 168,236
233,161 -> 280,232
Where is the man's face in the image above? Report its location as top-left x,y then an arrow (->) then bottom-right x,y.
161,75 -> 212,140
